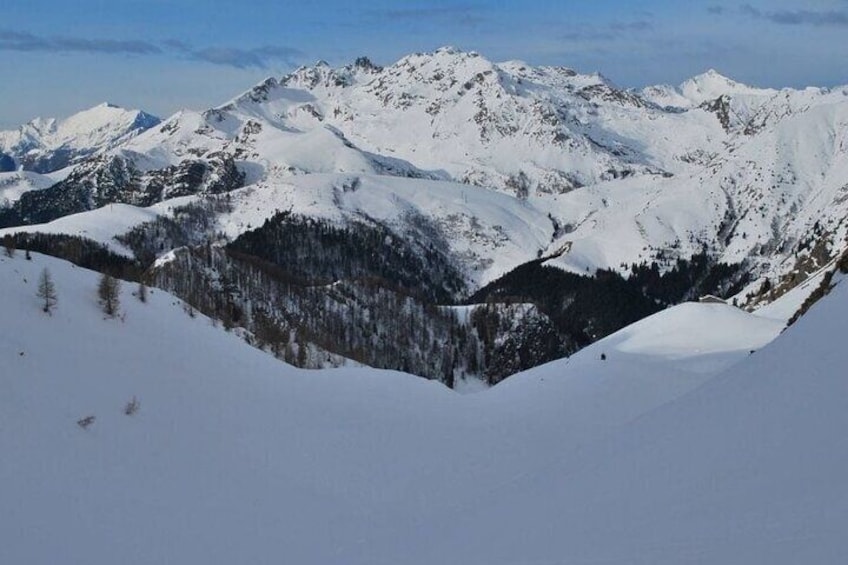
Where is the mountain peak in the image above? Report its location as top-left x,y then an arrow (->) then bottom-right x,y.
353,56 -> 382,73
434,45 -> 465,56
0,102 -> 160,173
684,68 -> 743,89
680,69 -> 774,105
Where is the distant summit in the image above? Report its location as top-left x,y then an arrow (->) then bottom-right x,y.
0,103 -> 160,173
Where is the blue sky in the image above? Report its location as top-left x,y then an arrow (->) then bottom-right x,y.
2,0 -> 847,127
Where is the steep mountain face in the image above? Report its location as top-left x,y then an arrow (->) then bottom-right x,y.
2,47 -> 848,384
0,153 -> 243,227
0,102 -> 160,173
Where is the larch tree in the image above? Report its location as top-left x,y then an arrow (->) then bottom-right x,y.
98,273 -> 121,317
2,234 -> 15,258
137,280 -> 148,303
36,268 -> 58,314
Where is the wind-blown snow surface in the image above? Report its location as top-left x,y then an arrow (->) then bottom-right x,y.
4,253 -> 845,564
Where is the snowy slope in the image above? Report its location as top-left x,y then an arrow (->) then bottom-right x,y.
410,277 -> 848,565
6,250 -> 845,564
0,172 -> 554,287
0,170 -> 56,206
277,47 -> 723,189
0,203 -> 163,257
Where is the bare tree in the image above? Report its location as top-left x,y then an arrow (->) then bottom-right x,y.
77,415 -> 96,430
124,396 -> 140,416
136,281 -> 148,303
98,273 -> 121,317
2,234 -> 15,258
36,268 -> 57,314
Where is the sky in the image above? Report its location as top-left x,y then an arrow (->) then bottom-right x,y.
1,0 -> 847,127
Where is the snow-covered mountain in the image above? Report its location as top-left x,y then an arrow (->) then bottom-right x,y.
3,47 -> 848,381
2,248 -> 846,564
0,102 -> 160,174
8,48 -> 845,286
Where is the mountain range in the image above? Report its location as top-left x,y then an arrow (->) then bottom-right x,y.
2,46 -> 847,383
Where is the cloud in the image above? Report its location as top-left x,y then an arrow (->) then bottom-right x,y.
707,5 -> 725,15
561,19 -> 654,43
0,29 -> 160,55
162,39 -> 192,53
377,5 -> 486,26
739,4 -> 848,27
610,20 -> 653,32
190,45 -> 304,69
0,29 -> 303,69
560,28 -> 614,42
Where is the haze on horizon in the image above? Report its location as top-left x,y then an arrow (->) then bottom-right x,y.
2,0 -> 847,127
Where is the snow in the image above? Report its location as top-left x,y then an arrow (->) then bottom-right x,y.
0,203 -> 161,257
680,69 -> 778,106
754,260 -> 835,321
0,103 -> 159,170
0,170 -> 55,205
209,173 -> 554,287
6,47 -> 848,305
3,251 -> 845,564
111,51 -> 848,295
604,301 -> 782,360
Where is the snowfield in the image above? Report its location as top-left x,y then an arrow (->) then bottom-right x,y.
2,252 -> 845,564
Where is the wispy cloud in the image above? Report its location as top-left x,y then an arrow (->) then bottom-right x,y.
0,29 -> 303,68
376,5 -> 487,26
561,18 -> 655,43
0,29 -> 161,55
610,20 -> 653,32
190,45 -> 303,68
739,4 -> 848,27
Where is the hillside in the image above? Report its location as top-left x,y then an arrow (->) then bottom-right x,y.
2,248 -> 845,563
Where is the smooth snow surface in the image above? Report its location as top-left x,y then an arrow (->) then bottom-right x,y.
4,253 -> 844,564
